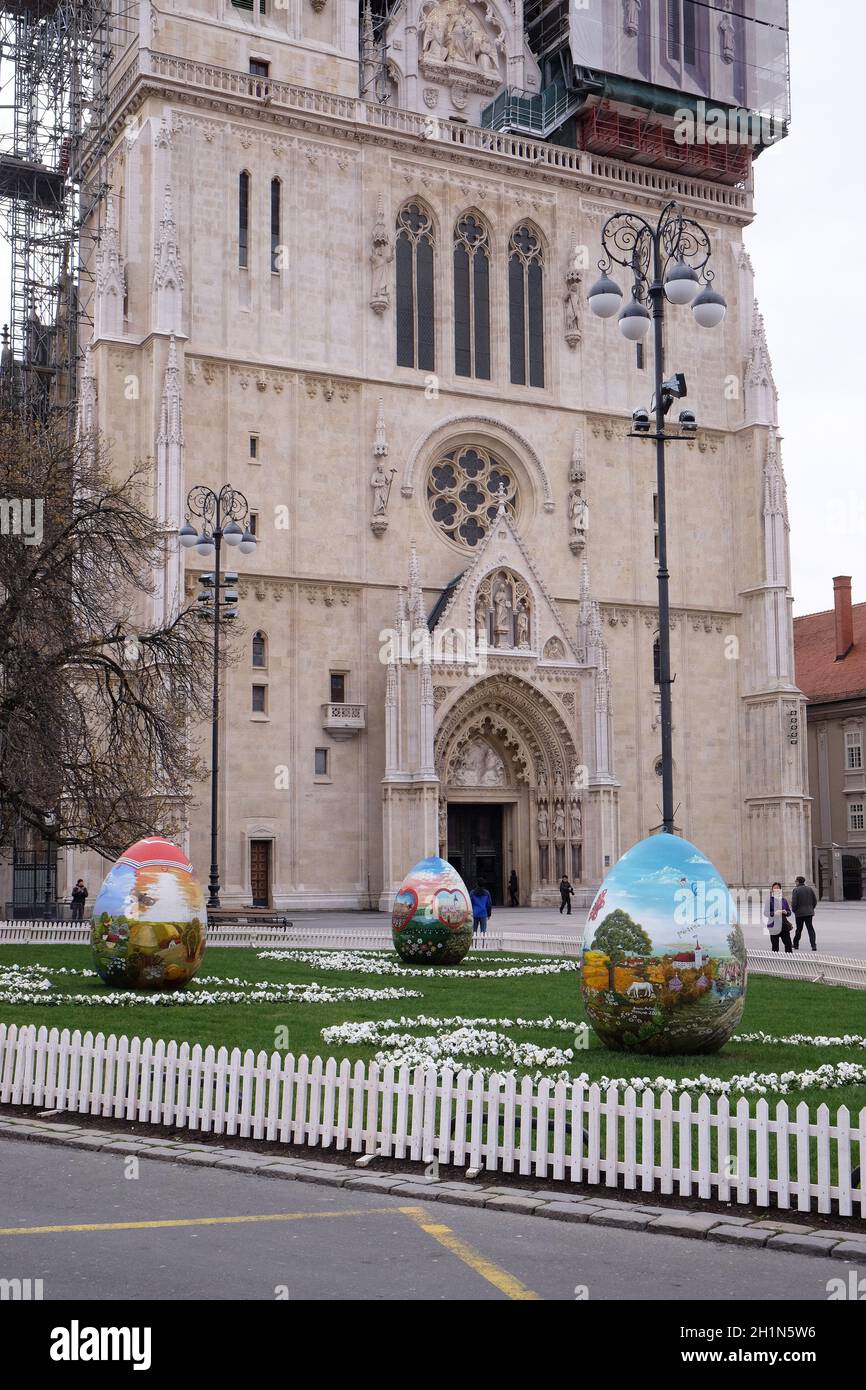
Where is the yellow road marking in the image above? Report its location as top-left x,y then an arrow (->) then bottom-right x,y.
0,1206 -> 398,1237
398,1205 -> 541,1301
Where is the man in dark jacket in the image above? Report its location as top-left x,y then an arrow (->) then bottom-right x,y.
559,876 -> 574,915
70,880 -> 88,922
791,876 -> 818,951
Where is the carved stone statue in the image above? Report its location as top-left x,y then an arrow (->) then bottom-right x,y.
515,599 -> 530,648
475,595 -> 488,643
420,1 -> 499,76
454,739 -> 506,787
493,582 -> 512,648
569,491 -> 588,555
421,0 -> 453,62
571,799 -> 582,839
554,803 -> 566,839
371,463 -> 390,516
570,492 -> 588,535
719,0 -> 735,64
438,798 -> 448,845
369,195 -> 393,314
563,251 -> 583,348
623,0 -> 642,38
537,804 -> 549,839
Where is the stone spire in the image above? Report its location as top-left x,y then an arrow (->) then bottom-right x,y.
361,0 -> 377,97
373,397 -> 388,457
744,298 -> 778,427
408,541 -> 425,629
158,333 -> 183,448
94,192 -> 126,339
77,342 -> 98,438
153,184 -> 184,334
155,333 -> 185,622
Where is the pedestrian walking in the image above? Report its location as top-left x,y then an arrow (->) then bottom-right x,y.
791,875 -> 818,951
765,881 -> 793,953
508,869 -> 519,907
470,883 -> 492,947
70,879 -> 88,922
559,876 -> 574,915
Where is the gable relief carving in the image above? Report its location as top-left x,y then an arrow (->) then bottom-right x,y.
419,0 -> 505,96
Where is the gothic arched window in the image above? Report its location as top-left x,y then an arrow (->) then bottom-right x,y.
508,224 -> 544,388
252,631 -> 267,669
270,179 -> 281,273
453,213 -> 490,380
238,171 -> 250,269
396,201 -> 435,371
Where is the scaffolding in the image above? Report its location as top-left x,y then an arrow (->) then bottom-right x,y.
0,0 -> 134,416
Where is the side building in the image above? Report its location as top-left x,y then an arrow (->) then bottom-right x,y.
794,577 -> 866,901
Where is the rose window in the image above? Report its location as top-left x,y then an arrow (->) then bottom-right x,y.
426,445 -> 517,548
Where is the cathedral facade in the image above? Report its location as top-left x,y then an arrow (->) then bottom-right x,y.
71,0 -> 810,908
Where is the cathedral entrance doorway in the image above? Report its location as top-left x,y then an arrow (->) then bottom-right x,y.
447,803 -> 504,905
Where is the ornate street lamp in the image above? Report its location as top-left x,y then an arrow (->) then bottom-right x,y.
181,484 -> 257,908
588,201 -> 727,836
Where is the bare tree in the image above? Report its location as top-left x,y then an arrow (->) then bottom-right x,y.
0,410 -> 220,857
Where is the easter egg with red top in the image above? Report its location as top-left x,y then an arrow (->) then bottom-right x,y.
90,837 -> 206,989
391,855 -> 473,965
580,832 -> 747,1054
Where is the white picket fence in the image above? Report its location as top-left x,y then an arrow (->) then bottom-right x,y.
0,921 -> 293,948
1,1023 -> 863,1216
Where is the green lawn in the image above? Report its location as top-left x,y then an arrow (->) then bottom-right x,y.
1,943 -> 864,1115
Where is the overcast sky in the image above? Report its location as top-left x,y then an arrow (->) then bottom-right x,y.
745,0 -> 866,616
0,2 -> 860,617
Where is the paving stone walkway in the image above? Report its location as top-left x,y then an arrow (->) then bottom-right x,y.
2,1112 -> 863,1262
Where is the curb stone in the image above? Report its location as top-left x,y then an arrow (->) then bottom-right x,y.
767,1233 -> 842,1257
828,1241 -> 866,1261
588,1208 -> 652,1230
0,1116 -> 862,1260
707,1225 -> 770,1247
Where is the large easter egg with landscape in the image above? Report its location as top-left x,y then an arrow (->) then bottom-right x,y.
580,833 -> 747,1055
90,837 -> 206,990
392,855 -> 473,965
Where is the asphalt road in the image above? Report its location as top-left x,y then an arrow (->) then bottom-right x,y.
0,1138 -> 853,1302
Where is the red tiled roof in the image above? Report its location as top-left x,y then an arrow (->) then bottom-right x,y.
793,601 -> 866,703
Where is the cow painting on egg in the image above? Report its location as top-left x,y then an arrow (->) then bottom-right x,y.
391,856 -> 473,965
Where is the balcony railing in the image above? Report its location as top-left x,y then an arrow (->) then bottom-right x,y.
99,52 -> 752,215
321,703 -> 366,739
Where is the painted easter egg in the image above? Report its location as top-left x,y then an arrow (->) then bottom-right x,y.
90,837 -> 206,990
580,833 -> 747,1054
391,856 -> 473,965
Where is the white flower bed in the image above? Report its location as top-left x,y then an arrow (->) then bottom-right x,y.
321,1015 -> 866,1093
257,948 -> 577,980
0,963 -> 421,1007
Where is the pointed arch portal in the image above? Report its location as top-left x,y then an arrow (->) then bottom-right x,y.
435,675 -> 584,905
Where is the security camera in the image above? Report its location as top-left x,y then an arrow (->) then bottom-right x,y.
197,573 -> 215,587
222,572 -> 239,584
678,410 -> 697,433
631,408 -> 651,433
663,373 -> 687,399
